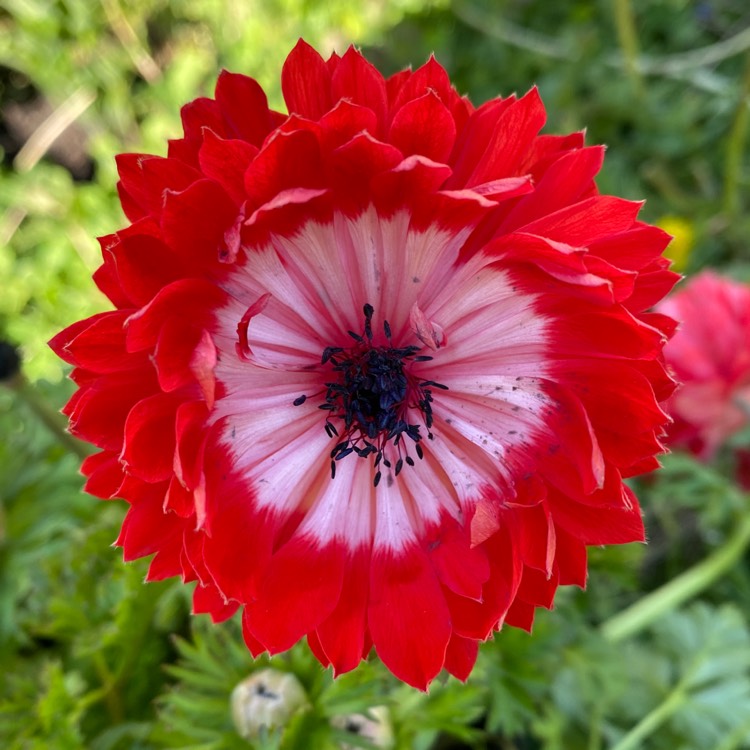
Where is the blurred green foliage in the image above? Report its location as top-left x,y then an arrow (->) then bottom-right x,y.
0,0 -> 447,382
2,0 -> 750,748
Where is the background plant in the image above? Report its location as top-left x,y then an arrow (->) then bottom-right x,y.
2,1 -> 750,748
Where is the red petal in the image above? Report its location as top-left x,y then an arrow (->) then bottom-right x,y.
368,544 -> 451,690
244,187 -> 329,233
466,88 -> 546,185
189,329 -> 218,407
443,634 -> 479,682
174,400 -> 209,492
160,179 -> 237,264
125,278 -> 227,353
447,97 -> 516,187
244,536 -> 347,653
428,516 -> 490,601
489,232 -> 621,305
67,370 -> 157,451
389,90 -> 456,163
314,548 -> 370,676
555,526 -> 588,588
81,451 -> 124,499
466,175 -> 534,201
243,129 -> 324,207
386,68 -> 411,107
503,598 -> 536,632
193,582 -> 239,623
590,224 -> 672,271
117,482 -> 179,561
107,234 -> 183,307
393,56 -> 450,109
554,359 -> 668,436
518,131 -> 586,177
236,293 -> 272,360
515,565 -> 559,610
117,180 -> 146,223
549,486 -> 645,545
182,530 -> 211,582
65,310 -> 147,373
49,314 -> 105,363
627,270 -> 681,312
146,539 -> 185,581
198,130 -> 258,204
307,630 -> 331,668
328,133 -> 402,204
116,154 -> 201,219
47,312 -> 127,366
214,70 -> 275,147
202,453 -> 278,602
154,319 -> 216,403
546,305 -> 667,362
331,47 -> 388,137
154,318 -> 201,392
241,608 -> 268,657
121,392 -> 181,482
282,39 -> 333,120
371,156 -> 451,217
164,475 -> 197,518
391,55 -> 469,130
179,97 -> 226,152
319,99 -> 379,152
538,381 -> 605,497
445,520 -> 522,640
504,146 -> 605,229
517,502 -> 556,577
518,195 -> 642,244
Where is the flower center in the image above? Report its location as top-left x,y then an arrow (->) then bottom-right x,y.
294,304 -> 446,486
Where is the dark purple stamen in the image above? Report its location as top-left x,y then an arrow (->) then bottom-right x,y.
293,304 -> 446,485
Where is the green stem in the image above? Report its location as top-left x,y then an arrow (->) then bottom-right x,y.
613,0 -> 643,97
601,511 -> 750,643
715,718 -> 750,750
609,684 -> 686,750
4,373 -> 90,460
723,52 -> 750,217
112,580 -> 162,685
93,652 -> 124,724
586,699 -> 605,750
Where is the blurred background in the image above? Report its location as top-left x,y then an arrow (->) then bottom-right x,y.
2,1 -> 750,748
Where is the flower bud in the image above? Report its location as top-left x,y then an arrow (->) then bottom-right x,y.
230,668 -> 308,739
332,705 -> 393,749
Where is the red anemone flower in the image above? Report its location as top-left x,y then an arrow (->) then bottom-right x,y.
50,40 -> 678,690
658,271 -> 750,460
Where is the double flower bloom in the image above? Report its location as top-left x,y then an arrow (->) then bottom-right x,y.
50,40 -> 677,689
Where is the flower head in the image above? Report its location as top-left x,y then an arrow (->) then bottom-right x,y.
657,270 -> 750,459
50,40 -> 677,690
